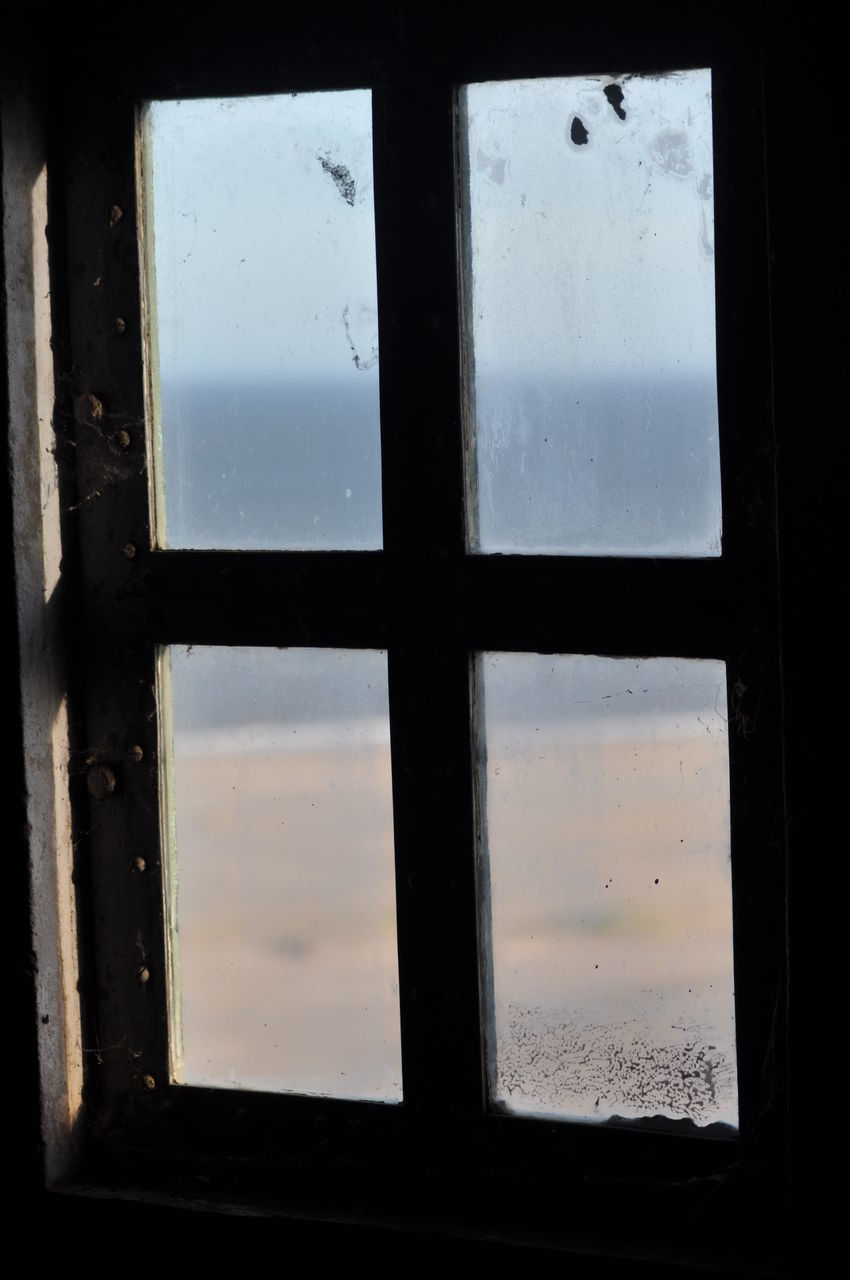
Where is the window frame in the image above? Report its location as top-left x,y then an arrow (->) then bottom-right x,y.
8,8 -> 791,1269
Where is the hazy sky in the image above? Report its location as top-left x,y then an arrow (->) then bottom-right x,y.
143,89 -> 380,383
142,70 -> 715,383
463,69 -> 716,379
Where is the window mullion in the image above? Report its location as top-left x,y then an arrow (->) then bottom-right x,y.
372,76 -> 485,1127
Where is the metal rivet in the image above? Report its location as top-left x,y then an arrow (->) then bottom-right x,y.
114,316 -> 126,334
122,542 -> 136,559
141,1073 -> 156,1090
137,966 -> 150,985
109,204 -> 124,226
117,429 -> 131,449
132,856 -> 146,873
130,744 -> 143,762
87,764 -> 116,800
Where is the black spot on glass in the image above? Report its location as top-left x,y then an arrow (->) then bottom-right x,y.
604,84 -> 627,120
570,116 -> 589,145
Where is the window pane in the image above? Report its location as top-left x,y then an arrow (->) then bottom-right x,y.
161,646 -> 401,1101
476,653 -> 736,1128
461,71 -> 721,557
141,92 -> 382,550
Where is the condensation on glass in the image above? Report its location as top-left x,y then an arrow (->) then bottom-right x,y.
475,653 -> 737,1128
160,646 -> 402,1101
460,71 -> 722,557
139,92 -> 383,550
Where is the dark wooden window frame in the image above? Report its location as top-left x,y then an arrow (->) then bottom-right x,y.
36,8 -> 788,1271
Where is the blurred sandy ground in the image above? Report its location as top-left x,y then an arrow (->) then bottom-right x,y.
169,725 -> 735,1124
170,738 -> 402,1101
485,727 -> 736,1126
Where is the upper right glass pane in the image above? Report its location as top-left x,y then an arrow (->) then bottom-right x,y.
460,70 -> 721,557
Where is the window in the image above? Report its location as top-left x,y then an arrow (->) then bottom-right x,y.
137,71 -> 737,1128
8,9 -> 791,1269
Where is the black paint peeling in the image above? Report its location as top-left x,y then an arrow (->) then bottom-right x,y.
317,155 -> 356,206
570,116 -> 589,145
604,84 -> 627,120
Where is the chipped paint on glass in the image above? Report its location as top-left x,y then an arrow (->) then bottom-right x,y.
460,70 -> 722,557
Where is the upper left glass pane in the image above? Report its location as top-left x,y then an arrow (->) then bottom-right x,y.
139,92 -> 383,550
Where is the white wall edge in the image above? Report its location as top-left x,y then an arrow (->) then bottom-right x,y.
3,73 -> 84,1186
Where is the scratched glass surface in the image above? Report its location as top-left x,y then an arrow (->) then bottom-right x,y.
162,646 -> 402,1101
476,653 -> 737,1128
461,71 -> 721,556
140,92 -> 382,549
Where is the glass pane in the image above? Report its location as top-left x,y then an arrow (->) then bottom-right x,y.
161,646 -> 401,1101
476,653 -> 736,1128
461,71 -> 721,557
141,92 -> 382,550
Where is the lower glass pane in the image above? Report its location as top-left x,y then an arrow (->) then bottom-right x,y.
161,646 -> 402,1101
476,653 -> 737,1129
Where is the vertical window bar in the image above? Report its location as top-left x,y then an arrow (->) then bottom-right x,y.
372,74 -> 485,1121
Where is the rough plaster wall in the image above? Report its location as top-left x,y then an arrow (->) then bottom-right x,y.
3,75 -> 83,1183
